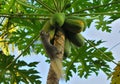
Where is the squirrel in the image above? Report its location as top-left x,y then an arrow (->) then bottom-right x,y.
40,30 -> 63,79
40,31 -> 58,59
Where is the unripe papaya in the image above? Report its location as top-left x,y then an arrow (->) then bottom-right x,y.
62,16 -> 86,33
65,31 -> 85,47
50,13 -> 65,28
64,38 -> 71,59
41,20 -> 55,41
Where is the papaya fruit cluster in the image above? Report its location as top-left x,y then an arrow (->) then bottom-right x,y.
41,13 -> 86,58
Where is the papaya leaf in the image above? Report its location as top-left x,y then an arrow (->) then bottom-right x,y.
95,15 -> 112,32
0,51 -> 41,84
28,62 -> 39,67
0,0 -> 15,13
64,40 -> 114,81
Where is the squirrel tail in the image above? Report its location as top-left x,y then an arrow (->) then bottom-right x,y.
51,58 -> 64,79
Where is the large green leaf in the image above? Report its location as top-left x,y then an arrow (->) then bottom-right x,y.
64,40 -> 114,80
0,51 -> 41,83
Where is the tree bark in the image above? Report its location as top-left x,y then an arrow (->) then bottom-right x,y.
47,29 -> 65,84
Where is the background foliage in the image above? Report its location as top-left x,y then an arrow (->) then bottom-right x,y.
0,0 -> 120,83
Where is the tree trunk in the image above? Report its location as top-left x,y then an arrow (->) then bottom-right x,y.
47,29 -> 65,84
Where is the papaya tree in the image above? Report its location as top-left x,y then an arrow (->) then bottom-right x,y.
0,0 -> 120,84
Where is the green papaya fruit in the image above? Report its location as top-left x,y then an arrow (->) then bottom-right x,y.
65,31 -> 85,47
50,13 -> 65,28
64,38 -> 71,59
62,16 -> 86,33
41,20 -> 55,41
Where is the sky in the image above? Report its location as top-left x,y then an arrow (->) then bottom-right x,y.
19,18 -> 120,84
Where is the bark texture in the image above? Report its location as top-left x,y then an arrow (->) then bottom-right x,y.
47,29 -> 65,84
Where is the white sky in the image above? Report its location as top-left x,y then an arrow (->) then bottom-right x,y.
19,18 -> 120,84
